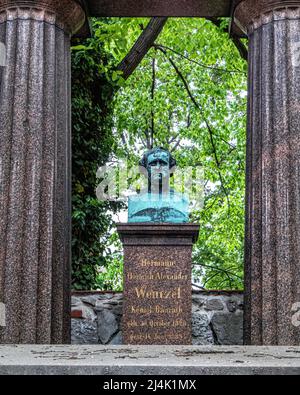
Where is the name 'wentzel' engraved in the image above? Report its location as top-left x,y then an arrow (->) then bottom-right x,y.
135,287 -> 182,299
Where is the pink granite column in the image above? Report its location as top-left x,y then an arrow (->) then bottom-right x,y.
233,0 -> 300,345
0,1 -> 85,343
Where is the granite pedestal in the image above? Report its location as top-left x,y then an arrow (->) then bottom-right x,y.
117,224 -> 199,345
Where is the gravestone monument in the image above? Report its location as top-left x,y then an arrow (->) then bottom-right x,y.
118,148 -> 199,345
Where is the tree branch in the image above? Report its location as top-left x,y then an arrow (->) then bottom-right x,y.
206,17 -> 248,62
194,263 -> 243,281
117,17 -> 168,80
154,43 -> 246,74
156,46 -> 230,211
150,57 -> 156,149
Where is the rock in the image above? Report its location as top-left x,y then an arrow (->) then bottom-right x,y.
192,304 -> 200,313
71,319 -> 98,344
98,293 -> 114,300
110,305 -> 122,317
97,310 -> 119,344
95,302 -> 109,311
227,298 -> 244,313
227,300 -> 237,313
192,295 -> 206,307
95,300 -> 119,311
71,296 -> 82,307
71,305 -> 96,322
192,312 -> 214,345
97,294 -> 114,300
110,332 -> 123,345
103,301 -> 119,306
211,312 -> 243,345
81,295 -> 99,307
113,293 -> 123,300
205,299 -> 224,311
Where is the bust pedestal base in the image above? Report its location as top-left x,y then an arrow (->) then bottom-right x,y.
117,223 -> 199,345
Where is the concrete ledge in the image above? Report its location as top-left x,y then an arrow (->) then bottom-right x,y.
1,346 -> 300,375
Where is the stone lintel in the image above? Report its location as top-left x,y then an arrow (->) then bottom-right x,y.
82,0 -> 232,18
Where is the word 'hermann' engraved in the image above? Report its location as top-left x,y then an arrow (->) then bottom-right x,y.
135,287 -> 182,299
140,259 -> 175,267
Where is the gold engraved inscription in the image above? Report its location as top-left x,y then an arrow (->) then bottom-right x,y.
130,304 -> 183,315
139,259 -> 175,268
127,272 -> 188,281
129,332 -> 185,342
134,287 -> 181,299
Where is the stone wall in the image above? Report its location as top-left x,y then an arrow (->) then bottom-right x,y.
71,291 -> 244,345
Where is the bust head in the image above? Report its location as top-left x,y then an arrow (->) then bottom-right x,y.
128,147 -> 189,223
139,148 -> 176,192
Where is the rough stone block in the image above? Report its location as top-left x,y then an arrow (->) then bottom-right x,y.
97,310 -> 119,344
192,313 -> 214,345
71,319 -> 98,345
71,297 -> 82,307
110,332 -> 123,345
211,312 -> 243,345
205,299 -> 224,311
81,295 -> 100,307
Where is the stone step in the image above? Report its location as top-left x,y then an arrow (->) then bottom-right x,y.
0,345 -> 300,375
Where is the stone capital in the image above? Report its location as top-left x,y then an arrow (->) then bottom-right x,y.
233,0 -> 300,34
0,0 -> 86,34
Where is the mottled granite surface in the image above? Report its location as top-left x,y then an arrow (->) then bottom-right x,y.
234,0 -> 300,34
0,1 -> 85,34
117,224 -> 199,345
0,1 -> 85,344
233,1 -> 300,345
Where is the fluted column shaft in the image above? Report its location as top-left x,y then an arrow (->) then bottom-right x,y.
0,1 -> 85,343
234,1 -> 300,345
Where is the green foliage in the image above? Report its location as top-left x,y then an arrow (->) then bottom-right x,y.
71,26 -> 122,290
96,232 -> 124,291
102,18 -> 247,290
71,17 -> 247,291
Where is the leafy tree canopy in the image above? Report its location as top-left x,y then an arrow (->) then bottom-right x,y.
72,17 -> 247,290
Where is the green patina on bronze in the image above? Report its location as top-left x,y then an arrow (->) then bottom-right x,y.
128,148 -> 189,223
